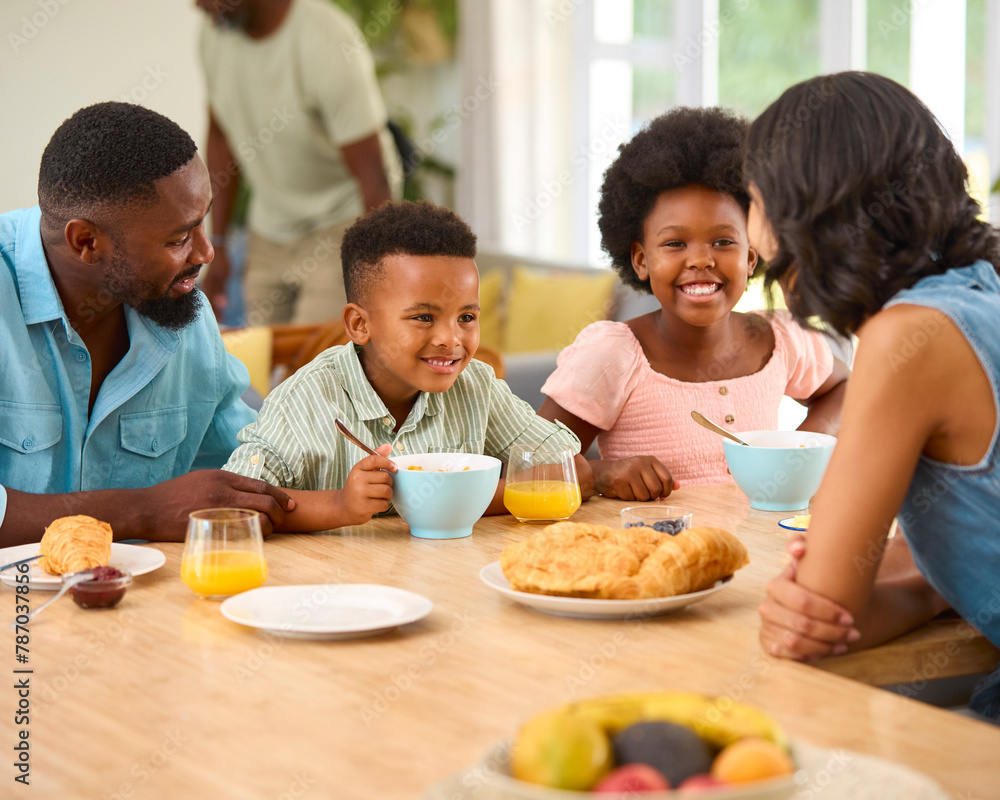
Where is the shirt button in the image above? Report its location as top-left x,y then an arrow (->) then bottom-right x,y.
22,438 -> 32,449
719,386 -> 728,395
75,351 -> 87,362
382,416 -> 392,426
725,415 -> 735,424
395,441 -> 405,452
151,439 -> 158,451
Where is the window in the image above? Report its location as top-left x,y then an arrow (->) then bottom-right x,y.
461,0 -> 1000,265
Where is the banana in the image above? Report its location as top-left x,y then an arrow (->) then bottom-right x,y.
560,694 -> 648,735
533,692 -> 788,751
691,699 -> 790,751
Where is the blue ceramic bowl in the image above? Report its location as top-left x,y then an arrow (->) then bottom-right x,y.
723,430 -> 837,512
391,453 -> 502,539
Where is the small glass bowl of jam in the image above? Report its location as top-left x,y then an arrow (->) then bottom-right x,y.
69,566 -> 132,609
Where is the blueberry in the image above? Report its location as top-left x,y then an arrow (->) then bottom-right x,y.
651,519 -> 687,535
624,521 -> 647,528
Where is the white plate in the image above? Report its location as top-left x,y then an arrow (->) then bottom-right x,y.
778,517 -> 809,532
219,584 -> 434,640
479,561 -> 731,619
0,542 -> 166,591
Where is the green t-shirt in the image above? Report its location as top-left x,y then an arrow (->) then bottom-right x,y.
199,0 -> 402,242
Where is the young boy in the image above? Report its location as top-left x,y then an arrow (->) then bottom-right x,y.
224,201 -> 590,531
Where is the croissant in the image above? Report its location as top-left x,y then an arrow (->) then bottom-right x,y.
37,515 -> 113,576
500,522 -> 749,600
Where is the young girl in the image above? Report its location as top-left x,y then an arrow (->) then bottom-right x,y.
748,72 -> 1000,720
539,107 -> 849,500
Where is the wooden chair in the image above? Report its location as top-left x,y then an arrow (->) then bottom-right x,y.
270,320 -> 350,379
474,346 -> 505,380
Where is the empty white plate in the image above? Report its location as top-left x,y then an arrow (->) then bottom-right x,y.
220,584 -> 434,640
0,542 -> 166,591
479,561 -> 731,620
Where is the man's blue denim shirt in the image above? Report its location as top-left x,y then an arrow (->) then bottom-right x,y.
0,206 -> 254,500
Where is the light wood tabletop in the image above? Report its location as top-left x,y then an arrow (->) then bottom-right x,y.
3,484 -> 998,799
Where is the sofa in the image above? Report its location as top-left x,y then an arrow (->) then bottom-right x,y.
474,249 -> 659,411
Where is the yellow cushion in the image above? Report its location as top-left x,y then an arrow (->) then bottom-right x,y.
503,265 -> 617,353
477,269 -> 506,351
221,326 -> 274,398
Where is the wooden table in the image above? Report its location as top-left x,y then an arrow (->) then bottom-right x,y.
816,614 -> 1000,685
4,485 -> 998,799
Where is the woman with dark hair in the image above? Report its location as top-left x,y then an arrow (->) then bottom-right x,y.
748,72 -> 1000,720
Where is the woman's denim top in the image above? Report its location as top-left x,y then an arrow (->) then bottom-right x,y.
884,261 -> 1000,717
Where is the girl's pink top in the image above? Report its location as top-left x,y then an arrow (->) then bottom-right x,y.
540,312 -> 834,486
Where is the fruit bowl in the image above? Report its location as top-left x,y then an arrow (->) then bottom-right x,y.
425,693 -> 798,799
429,741 -> 796,799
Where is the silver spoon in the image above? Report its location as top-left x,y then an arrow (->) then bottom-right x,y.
10,569 -> 95,628
691,410 -> 751,446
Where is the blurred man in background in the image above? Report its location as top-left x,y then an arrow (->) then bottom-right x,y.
196,0 -> 402,325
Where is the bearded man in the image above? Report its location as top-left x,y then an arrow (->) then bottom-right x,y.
0,102 -> 293,545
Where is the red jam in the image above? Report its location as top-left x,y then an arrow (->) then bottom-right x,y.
69,566 -> 131,609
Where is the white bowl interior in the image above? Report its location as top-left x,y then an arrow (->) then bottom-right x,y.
391,452 -> 501,472
734,430 -> 837,449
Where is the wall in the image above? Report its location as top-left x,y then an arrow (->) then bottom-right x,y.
0,0 -> 206,212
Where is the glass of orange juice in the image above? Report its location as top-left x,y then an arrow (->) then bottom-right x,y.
503,443 -> 582,523
181,509 -> 268,599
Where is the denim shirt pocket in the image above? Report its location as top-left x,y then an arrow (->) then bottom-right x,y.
113,407 -> 188,487
0,401 -> 63,454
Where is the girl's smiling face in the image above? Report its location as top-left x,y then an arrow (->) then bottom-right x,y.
630,184 -> 757,327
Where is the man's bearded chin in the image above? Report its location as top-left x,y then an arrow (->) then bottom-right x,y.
134,289 -> 201,331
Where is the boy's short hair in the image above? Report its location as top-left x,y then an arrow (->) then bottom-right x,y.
598,107 -> 750,293
341,201 -> 478,304
38,102 -> 197,224
746,71 -> 1000,337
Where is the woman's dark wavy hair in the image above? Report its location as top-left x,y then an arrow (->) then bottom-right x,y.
598,106 -> 750,293
745,71 -> 1000,337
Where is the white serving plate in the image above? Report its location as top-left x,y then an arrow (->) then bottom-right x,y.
479,561 -> 731,620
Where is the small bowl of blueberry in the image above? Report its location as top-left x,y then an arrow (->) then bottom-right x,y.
69,566 -> 132,609
619,506 -> 693,536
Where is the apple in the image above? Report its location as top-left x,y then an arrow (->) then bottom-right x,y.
593,763 -> 671,793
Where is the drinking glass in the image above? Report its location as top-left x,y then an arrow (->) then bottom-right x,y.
503,443 -> 582,523
181,509 -> 268,599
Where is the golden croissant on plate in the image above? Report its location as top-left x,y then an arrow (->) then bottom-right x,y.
37,515 -> 113,576
500,521 -> 749,600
